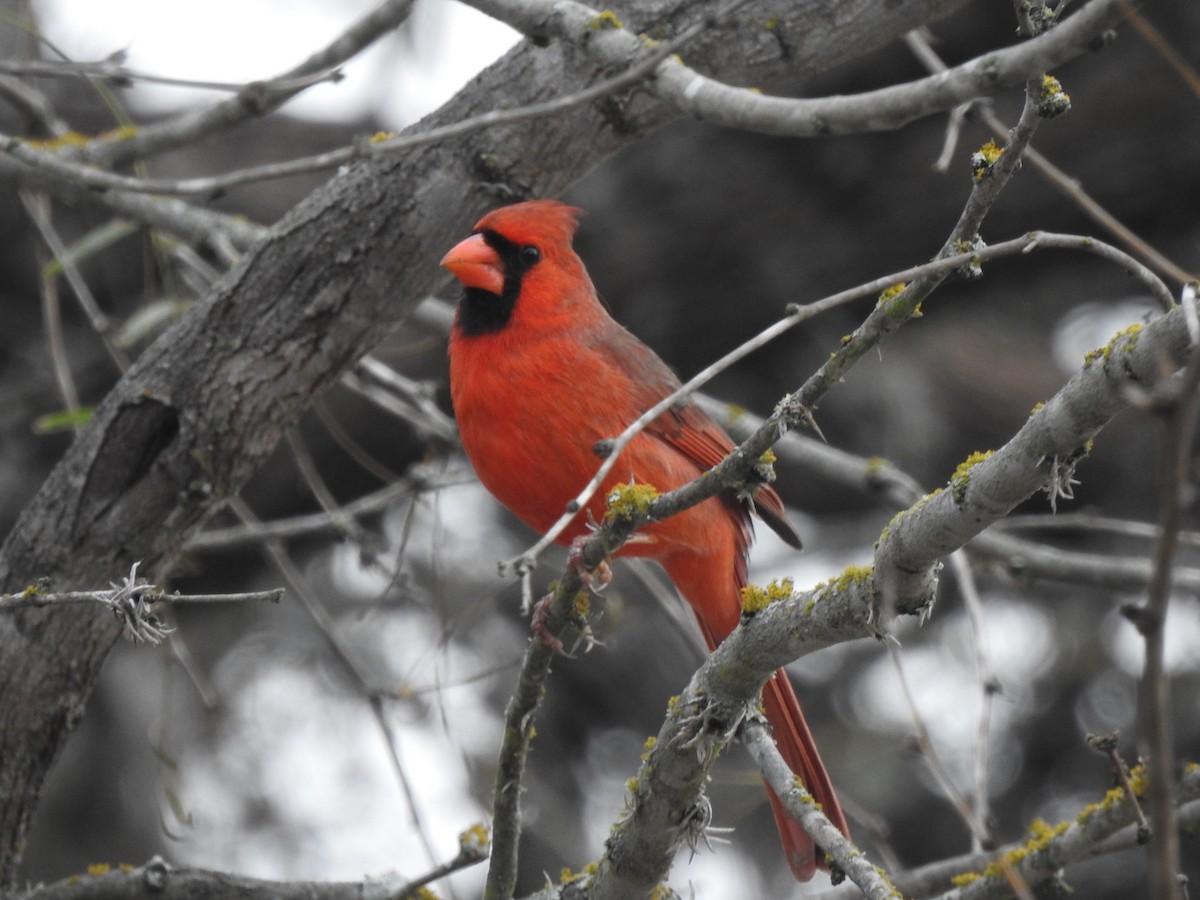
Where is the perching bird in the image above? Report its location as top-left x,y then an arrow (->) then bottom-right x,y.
441,199 -> 848,880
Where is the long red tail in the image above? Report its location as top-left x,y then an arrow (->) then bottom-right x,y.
761,669 -> 850,879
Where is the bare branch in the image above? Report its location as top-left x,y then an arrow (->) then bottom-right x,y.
810,769 -> 1200,899
0,58 -> 342,93
742,719 -> 899,899
80,0 -> 418,169
1135,292 -> 1200,899
467,0 -> 1134,137
19,831 -> 489,900
0,562 -> 282,644
187,464 -> 472,551
0,10 -> 709,198
905,26 -> 1196,287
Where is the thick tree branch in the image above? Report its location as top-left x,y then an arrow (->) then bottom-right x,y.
466,0 -> 1135,137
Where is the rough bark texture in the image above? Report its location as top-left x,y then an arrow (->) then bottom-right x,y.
0,0 -> 968,883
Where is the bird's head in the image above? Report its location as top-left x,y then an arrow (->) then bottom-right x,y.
441,199 -> 592,337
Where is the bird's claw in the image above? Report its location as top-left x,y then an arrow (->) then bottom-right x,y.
567,536 -> 612,594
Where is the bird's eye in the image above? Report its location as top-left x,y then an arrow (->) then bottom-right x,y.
518,245 -> 541,268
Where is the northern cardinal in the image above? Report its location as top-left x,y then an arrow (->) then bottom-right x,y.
442,199 -> 848,880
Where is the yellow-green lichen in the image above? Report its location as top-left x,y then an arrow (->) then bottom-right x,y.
791,775 -> 823,810
604,481 -> 659,523
641,736 -> 657,761
28,130 -> 89,150
971,139 -> 1004,180
745,449 -> 779,492
876,282 -> 917,320
459,822 -> 489,855
953,816 -> 1071,885
560,860 -> 600,885
99,124 -> 139,141
877,490 -> 943,547
831,564 -> 874,592
1084,322 -> 1143,368
1038,74 -> 1071,118
368,130 -> 396,143
1128,763 -> 1149,797
589,10 -> 623,29
740,577 -> 794,615
87,864 -> 111,877
950,450 -> 994,504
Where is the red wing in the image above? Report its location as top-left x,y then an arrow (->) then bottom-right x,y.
598,327 -> 802,549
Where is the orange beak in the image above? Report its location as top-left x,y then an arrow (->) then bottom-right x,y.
441,233 -> 505,295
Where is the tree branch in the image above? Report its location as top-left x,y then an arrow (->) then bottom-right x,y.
466,0 -> 1135,137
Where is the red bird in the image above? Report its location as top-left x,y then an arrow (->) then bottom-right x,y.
441,199 -> 848,880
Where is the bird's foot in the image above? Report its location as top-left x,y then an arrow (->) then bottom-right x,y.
566,535 -> 612,594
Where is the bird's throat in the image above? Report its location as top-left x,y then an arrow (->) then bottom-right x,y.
456,283 -> 519,336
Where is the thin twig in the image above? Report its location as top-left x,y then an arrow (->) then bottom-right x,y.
0,58 -> 342,92
312,397 -> 401,483
886,642 -> 983,838
283,429 -> 377,555
82,0 -> 418,169
20,189 -> 131,371
947,551 -> 997,852
22,191 -> 80,422
186,465 -> 472,551
227,497 -> 446,881
1120,1 -> 1200,99
741,719 -> 899,899
905,27 -> 1195,286
1134,290 -> 1200,899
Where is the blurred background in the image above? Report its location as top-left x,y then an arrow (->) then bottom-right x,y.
2,0 -> 1199,896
